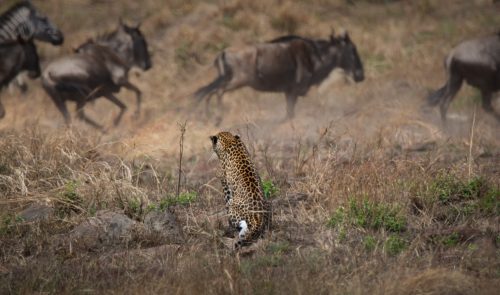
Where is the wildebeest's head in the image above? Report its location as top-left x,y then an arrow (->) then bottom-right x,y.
119,21 -> 152,71
330,31 -> 364,82
23,2 -> 64,45
21,40 -> 41,79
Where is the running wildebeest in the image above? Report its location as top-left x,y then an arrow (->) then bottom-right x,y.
194,30 -> 364,120
428,32 -> 500,122
0,39 -> 40,118
41,21 -> 152,130
0,0 -> 63,119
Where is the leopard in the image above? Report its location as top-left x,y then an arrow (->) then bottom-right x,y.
210,131 -> 271,248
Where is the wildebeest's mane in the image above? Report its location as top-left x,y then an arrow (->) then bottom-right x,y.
267,35 -> 324,61
268,35 -> 311,43
95,29 -> 118,43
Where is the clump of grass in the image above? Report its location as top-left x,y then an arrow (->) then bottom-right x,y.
441,232 -> 460,247
415,174 -> 499,222
385,234 -> 407,256
478,188 -> 499,215
328,198 -> 407,233
363,235 -> 377,252
148,192 -> 198,212
429,174 -> 483,204
268,241 -> 290,255
56,180 -> 83,217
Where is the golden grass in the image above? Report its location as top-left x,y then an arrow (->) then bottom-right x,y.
1,0 -> 499,294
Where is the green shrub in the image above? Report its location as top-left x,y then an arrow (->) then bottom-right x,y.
429,175 -> 483,204
328,198 -> 406,233
262,179 -> 279,199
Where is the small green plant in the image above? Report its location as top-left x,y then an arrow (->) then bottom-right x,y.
363,235 -> 377,252
385,235 -> 407,256
62,180 -> 80,203
338,227 -> 347,242
262,179 -> 279,199
57,180 -> 82,217
441,232 -> 460,247
327,207 -> 345,228
479,188 -> 499,215
158,192 -> 197,210
127,198 -> 142,218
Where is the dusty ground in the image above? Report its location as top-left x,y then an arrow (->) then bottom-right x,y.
0,0 -> 499,294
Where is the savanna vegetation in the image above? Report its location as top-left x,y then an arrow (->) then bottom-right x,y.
0,0 -> 499,294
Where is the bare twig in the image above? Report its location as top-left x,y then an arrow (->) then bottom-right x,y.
467,103 -> 477,180
177,121 -> 187,198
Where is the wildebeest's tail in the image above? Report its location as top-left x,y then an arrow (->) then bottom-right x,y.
427,54 -> 455,106
0,99 -> 5,119
194,52 -> 231,101
427,83 -> 447,106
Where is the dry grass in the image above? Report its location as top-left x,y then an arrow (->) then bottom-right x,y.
1,0 -> 499,294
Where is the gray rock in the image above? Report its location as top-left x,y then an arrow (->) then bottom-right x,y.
70,210 -> 136,250
144,210 -> 182,240
18,203 -> 54,222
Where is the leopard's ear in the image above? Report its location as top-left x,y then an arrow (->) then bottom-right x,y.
210,136 -> 218,145
234,134 -> 241,140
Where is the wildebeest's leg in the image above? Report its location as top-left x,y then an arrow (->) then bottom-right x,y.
103,93 -> 127,126
0,98 -> 5,119
46,89 -> 71,126
122,81 -> 142,118
480,90 -> 500,121
439,73 -> 463,123
214,90 -> 226,126
285,92 -> 299,119
75,100 -> 104,130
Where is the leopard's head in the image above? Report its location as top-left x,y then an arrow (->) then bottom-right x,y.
210,131 -> 241,160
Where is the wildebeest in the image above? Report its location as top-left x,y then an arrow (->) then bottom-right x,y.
41,21 -> 152,130
0,1 -> 63,45
428,32 -> 500,122
194,30 -> 364,120
0,40 -> 40,119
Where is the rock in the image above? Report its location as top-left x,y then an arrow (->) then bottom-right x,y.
144,210 -> 182,241
70,210 -> 136,250
18,203 -> 54,222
